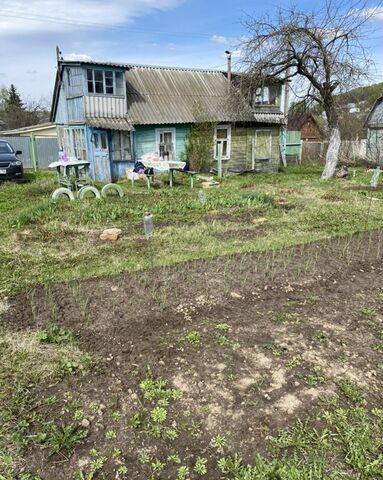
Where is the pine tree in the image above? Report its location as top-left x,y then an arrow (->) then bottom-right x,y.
6,84 -> 24,109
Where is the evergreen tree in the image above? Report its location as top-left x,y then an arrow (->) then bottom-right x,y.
6,84 -> 24,110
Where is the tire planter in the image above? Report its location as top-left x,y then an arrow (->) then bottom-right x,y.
78,186 -> 101,199
51,187 -> 75,201
101,183 -> 124,198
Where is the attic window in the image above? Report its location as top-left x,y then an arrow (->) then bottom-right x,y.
87,69 -> 124,95
254,86 -> 270,105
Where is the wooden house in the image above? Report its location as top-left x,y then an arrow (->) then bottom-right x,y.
50,55 -> 286,182
288,113 -> 323,142
366,96 -> 383,165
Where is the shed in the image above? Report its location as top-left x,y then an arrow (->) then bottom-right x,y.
365,96 -> 383,165
288,113 -> 323,142
0,122 -> 57,138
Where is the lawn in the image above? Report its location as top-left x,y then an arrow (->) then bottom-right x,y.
1,167 -> 383,479
1,166 -> 383,295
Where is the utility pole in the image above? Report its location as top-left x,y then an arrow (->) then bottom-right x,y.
281,70 -> 290,167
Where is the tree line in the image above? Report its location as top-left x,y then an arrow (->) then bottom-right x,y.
0,84 -> 50,131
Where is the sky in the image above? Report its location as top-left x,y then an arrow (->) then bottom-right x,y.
0,0 -> 383,105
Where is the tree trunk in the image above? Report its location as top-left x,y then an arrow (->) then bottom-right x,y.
321,126 -> 341,179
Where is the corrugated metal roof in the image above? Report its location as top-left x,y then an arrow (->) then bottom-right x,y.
254,112 -> 286,125
126,66 -> 282,125
85,117 -> 133,131
365,96 -> 383,128
61,58 -> 225,74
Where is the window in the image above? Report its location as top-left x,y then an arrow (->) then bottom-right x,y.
57,126 -> 87,161
214,125 -> 231,160
87,69 -> 124,95
155,128 -> 176,160
254,86 -> 270,105
253,85 -> 279,106
111,131 -> 131,161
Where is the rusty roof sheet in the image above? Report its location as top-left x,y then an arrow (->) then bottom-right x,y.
85,117 -> 133,131
125,66 -> 276,125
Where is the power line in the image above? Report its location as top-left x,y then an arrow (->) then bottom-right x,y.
0,9 -> 235,40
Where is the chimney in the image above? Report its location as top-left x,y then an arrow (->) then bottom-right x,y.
225,51 -> 232,95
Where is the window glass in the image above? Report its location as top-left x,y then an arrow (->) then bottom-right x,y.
216,128 -> 228,139
95,81 -> 104,94
86,69 -> 125,96
94,69 -> 104,94
94,70 -> 103,82
101,132 -> 108,150
93,132 -> 99,148
112,132 -> 122,161
263,86 -> 269,103
122,132 -> 131,158
111,131 -> 131,161
115,72 -> 124,95
215,125 -> 231,159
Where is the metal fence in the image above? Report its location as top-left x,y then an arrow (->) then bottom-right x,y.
0,135 -> 58,169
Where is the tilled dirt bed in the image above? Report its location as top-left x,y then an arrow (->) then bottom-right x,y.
2,231 -> 383,479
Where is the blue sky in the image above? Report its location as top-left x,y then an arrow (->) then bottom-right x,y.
0,0 -> 382,104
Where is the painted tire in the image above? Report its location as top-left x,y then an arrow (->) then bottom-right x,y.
51,187 -> 75,201
78,186 -> 101,199
101,183 -> 124,198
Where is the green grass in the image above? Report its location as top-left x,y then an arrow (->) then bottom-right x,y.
0,328 -> 97,470
1,166 -> 383,295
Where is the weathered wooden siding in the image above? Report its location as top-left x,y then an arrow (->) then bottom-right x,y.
67,66 -> 84,98
224,125 -> 280,173
134,124 -> 191,161
55,80 -> 85,124
364,97 -> 383,164
84,96 -> 126,118
367,128 -> 383,164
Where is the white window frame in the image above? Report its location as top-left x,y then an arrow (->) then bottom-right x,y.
57,126 -> 87,161
111,131 -> 132,162
87,69 -> 124,96
155,128 -> 176,160
254,86 -> 270,105
214,124 -> 231,160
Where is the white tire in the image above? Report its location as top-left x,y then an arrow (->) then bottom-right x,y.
78,186 -> 101,199
101,183 -> 124,198
51,188 -> 75,201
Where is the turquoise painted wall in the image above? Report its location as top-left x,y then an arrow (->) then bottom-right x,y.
134,124 -> 191,161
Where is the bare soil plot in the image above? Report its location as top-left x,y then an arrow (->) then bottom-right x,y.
1,231 -> 383,479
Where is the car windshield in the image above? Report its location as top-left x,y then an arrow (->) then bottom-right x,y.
0,142 -> 13,154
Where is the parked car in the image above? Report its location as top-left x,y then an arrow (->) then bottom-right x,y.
0,140 -> 23,180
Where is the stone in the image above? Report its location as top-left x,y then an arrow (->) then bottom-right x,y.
252,217 -> 267,225
100,228 -> 122,241
81,418 -> 90,428
100,233 -> 119,241
230,291 -> 243,299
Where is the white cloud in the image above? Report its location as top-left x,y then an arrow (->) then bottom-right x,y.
167,42 -> 176,50
0,0 -> 183,35
210,35 -> 227,44
364,6 -> 383,21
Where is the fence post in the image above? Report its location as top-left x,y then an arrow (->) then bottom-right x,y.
299,140 -> 303,164
217,143 -> 223,177
30,134 -> 39,172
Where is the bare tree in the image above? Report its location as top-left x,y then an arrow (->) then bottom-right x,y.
240,0 -> 376,178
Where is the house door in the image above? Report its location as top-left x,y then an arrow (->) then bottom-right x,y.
92,130 -> 111,182
253,130 -> 272,168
